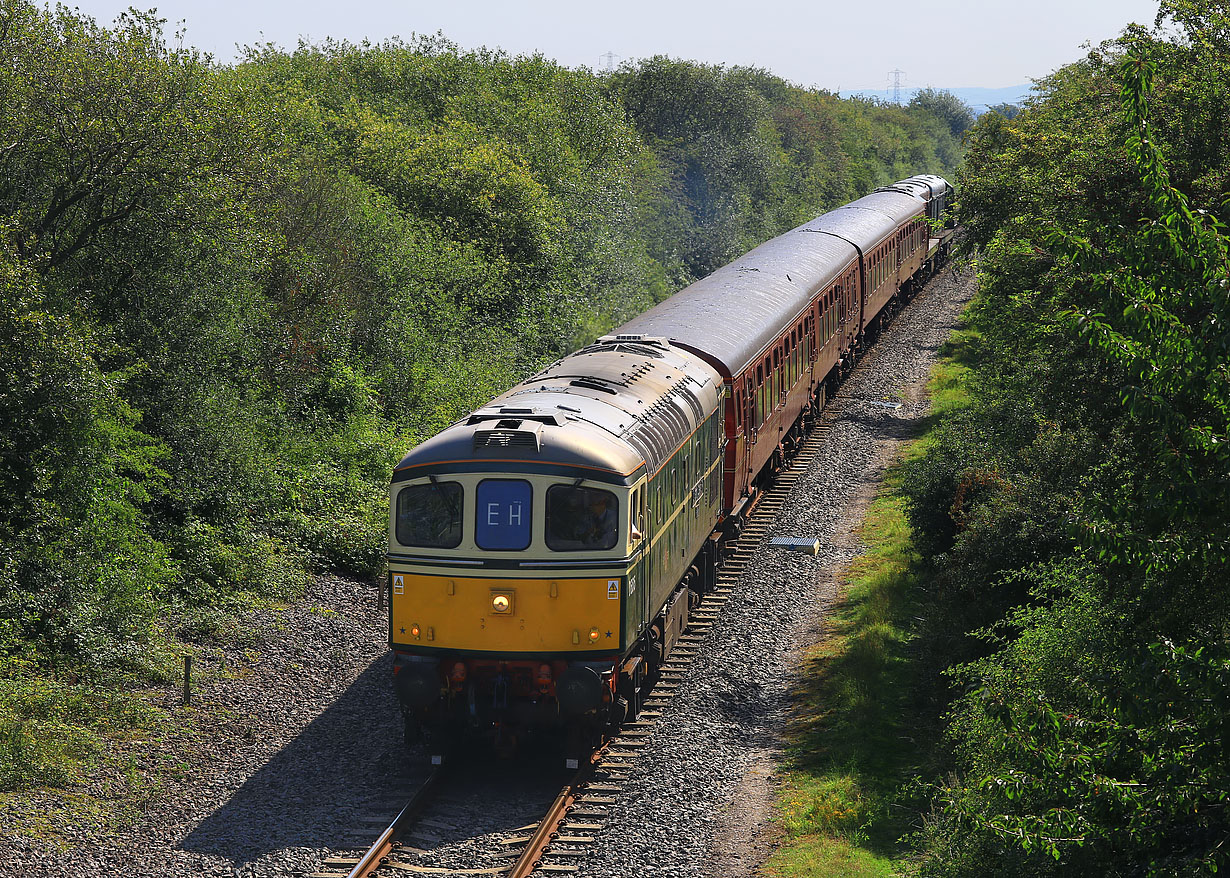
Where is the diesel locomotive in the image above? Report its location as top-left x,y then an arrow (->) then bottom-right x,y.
387,175 -> 954,760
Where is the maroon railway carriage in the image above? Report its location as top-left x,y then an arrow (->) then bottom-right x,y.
615,174 -> 952,519
385,174 -> 952,758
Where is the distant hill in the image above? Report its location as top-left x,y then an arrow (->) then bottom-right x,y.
841,85 -> 1033,116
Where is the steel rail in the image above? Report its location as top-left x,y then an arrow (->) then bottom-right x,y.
506,743 -> 608,878
345,764 -> 446,878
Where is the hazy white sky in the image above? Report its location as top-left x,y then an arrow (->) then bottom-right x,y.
66,0 -> 1162,91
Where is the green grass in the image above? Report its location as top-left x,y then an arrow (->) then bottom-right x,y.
767,834 -> 901,878
0,658 -> 171,791
0,596 -> 281,796
924,327 -> 981,418
763,481 -> 922,878
0,650 -> 227,843
763,323 -> 981,878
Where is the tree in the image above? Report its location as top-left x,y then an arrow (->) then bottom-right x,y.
909,31 -> 1230,877
909,87 -> 976,138
985,102 -> 1022,120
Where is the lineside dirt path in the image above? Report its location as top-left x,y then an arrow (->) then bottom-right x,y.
700,266 -> 976,878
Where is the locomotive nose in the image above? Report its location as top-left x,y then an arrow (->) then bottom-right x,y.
394,659 -> 441,708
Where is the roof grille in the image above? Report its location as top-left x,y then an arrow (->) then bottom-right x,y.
473,429 -> 541,451
471,417 -> 546,451
570,377 -> 619,395
603,334 -> 668,346
593,335 -> 670,357
465,411 -> 563,427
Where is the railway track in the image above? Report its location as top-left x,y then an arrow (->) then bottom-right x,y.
313,268 -> 954,878
312,273 -> 943,877
311,739 -> 623,878
311,395 -> 850,878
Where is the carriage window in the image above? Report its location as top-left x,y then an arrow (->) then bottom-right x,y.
397,481 -> 463,548
546,485 -> 619,551
475,479 -> 532,550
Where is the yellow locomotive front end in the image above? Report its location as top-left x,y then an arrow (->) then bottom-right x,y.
388,337 -> 722,758
389,469 -> 641,749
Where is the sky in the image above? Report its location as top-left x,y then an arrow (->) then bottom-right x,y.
65,0 -> 1163,92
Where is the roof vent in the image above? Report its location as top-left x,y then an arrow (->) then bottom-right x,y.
570,377 -> 619,395
598,334 -> 669,348
473,423 -> 543,451
466,411 -> 564,427
592,336 -> 669,358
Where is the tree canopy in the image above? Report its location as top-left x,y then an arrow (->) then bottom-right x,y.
0,0 -> 962,790
901,3 -> 1230,873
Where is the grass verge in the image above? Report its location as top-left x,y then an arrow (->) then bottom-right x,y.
0,588 -> 303,845
762,473 -> 923,878
761,323 -> 979,878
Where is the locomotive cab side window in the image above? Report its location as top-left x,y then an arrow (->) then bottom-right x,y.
630,488 -> 643,542
396,481 -> 463,548
546,485 -> 619,551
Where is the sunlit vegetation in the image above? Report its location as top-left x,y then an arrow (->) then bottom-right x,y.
765,478 -> 923,878
0,0 -> 965,791
764,329 -> 979,878
774,5 -> 1230,875
890,2 -> 1230,874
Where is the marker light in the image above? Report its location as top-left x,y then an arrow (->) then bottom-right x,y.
589,627 -> 601,642
492,593 -> 512,614
410,624 -> 421,640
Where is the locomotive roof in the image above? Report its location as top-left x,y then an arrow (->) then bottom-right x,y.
613,182 -> 933,378
393,339 -> 721,485
903,174 -> 953,200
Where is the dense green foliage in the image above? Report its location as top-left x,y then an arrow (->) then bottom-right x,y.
0,0 -> 962,789
908,88 -> 976,140
901,4 -> 1230,874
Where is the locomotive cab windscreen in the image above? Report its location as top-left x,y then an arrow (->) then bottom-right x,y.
391,476 -> 637,556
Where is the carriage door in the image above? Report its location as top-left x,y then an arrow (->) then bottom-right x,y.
630,485 -> 649,636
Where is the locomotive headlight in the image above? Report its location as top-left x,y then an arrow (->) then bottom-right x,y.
589,627 -> 601,642
491,591 -> 514,614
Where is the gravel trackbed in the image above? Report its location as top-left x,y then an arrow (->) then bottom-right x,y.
0,266 -> 975,877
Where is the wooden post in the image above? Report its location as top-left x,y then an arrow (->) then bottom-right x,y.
182,655 -> 192,704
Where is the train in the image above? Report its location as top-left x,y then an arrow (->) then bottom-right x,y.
387,174 -> 955,762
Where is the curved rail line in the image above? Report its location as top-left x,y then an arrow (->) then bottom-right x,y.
310,426 -> 832,878
313,268 -> 946,878
343,765 -> 447,878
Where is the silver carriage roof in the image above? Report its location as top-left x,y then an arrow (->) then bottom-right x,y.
612,179 -> 933,379
392,338 -> 722,486
804,189 -> 927,253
